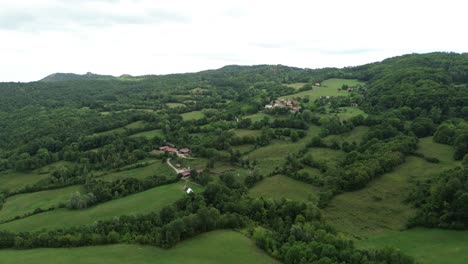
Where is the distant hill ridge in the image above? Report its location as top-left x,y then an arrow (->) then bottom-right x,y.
39,72 -> 116,82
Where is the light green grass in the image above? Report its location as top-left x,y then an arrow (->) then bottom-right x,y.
231,129 -> 262,137
322,126 -> 369,145
335,107 -> 368,120
416,136 -> 459,165
244,113 -> 270,122
246,126 -> 322,175
0,161 -> 72,193
94,121 -> 146,136
323,153 -> 458,239
166,103 -> 186,108
304,147 -> 346,168
321,78 -> 365,89
249,175 -> 318,203
130,129 -> 164,139
0,230 -> 278,264
99,161 -> 176,181
232,144 -> 255,154
0,182 -> 202,232
286,83 -> 307,90
0,185 -> 82,222
181,111 -> 205,121
279,78 -> 365,101
357,228 -> 468,264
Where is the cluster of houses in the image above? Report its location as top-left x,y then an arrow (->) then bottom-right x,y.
264,98 -> 301,113
159,146 -> 191,157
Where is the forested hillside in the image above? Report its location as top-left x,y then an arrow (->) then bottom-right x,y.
0,52 -> 467,264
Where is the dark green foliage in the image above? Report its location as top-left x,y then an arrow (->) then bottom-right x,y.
409,166 -> 468,229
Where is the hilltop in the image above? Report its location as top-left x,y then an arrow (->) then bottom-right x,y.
39,72 -> 115,82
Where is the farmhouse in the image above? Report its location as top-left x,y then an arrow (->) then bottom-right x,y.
179,148 -> 191,155
264,98 -> 301,112
185,187 -> 193,194
182,171 -> 191,177
159,145 -> 178,153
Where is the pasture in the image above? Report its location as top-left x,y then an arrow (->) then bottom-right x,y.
279,78 -> 365,101
0,230 -> 278,264
323,153 -> 457,239
0,182 -> 202,232
231,129 -> 262,137
181,111 -> 205,121
94,121 -> 146,136
99,160 -> 176,181
130,129 -> 164,139
357,228 -> 468,264
286,82 -> 307,90
166,103 -> 186,108
249,175 -> 319,203
0,185 -> 82,222
322,125 -> 369,145
0,161 -> 72,193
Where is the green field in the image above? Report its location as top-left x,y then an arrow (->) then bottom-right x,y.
416,136 -> 459,165
94,121 -> 146,136
246,126 -> 322,174
231,144 -> 255,154
181,111 -> 205,121
286,82 -> 307,90
334,107 -> 368,120
322,125 -> 369,145
231,129 -> 262,137
166,103 -> 186,108
0,161 -> 72,193
0,182 -> 202,232
357,228 -> 468,264
99,160 -> 176,181
249,175 -> 318,203
323,137 -> 459,238
304,147 -> 346,168
0,230 -> 278,264
0,185 -> 82,222
321,78 -> 365,89
130,129 -> 164,139
244,112 -> 270,122
279,78 -> 365,101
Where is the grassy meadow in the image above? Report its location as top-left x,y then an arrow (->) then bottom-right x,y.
0,161 -> 72,192
249,175 -> 319,203
181,111 -> 205,121
0,182 -> 201,232
279,78 -> 365,101
0,230 -> 278,264
166,103 -> 186,108
99,161 -> 176,181
130,129 -> 164,139
322,138 -> 459,237
0,185 -> 82,222
94,121 -> 146,136
357,228 -> 468,264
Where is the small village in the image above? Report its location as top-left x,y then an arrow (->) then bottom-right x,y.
157,145 -> 203,180
264,98 -> 301,113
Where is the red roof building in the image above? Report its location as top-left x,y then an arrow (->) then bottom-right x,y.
182,171 -> 191,177
166,147 -> 178,153
160,146 -> 178,153
179,148 -> 191,154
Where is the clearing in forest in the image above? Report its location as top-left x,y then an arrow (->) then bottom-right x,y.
0,230 -> 278,264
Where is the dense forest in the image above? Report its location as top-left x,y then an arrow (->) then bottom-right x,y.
0,52 -> 467,263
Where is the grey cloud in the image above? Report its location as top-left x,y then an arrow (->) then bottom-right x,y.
0,3 -> 190,32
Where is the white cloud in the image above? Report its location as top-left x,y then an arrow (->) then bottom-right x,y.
0,0 -> 467,82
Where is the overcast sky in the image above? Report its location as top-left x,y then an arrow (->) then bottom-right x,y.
1,0 -> 467,82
